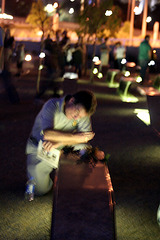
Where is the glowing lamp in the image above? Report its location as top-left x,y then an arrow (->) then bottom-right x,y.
97,73 -> 103,79
124,71 -> 130,77
121,58 -> 127,65
148,60 -> 155,66
92,56 -> 99,62
39,52 -> 45,58
93,68 -> 98,75
39,65 -> 44,70
69,8 -> 74,14
25,54 -> 32,61
105,10 -> 112,16
136,76 -> 142,83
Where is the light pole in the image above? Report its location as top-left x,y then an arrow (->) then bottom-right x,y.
1,0 -> 5,14
127,0 -> 131,21
129,0 -> 135,46
141,0 -> 148,38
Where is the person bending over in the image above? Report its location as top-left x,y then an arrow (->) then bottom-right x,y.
26,90 -> 97,196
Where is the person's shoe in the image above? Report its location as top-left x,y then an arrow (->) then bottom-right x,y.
157,205 -> 160,226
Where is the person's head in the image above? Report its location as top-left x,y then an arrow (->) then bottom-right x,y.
145,35 -> 150,41
116,41 -> 121,47
64,90 -> 97,120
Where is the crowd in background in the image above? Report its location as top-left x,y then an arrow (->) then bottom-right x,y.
0,25 -> 155,103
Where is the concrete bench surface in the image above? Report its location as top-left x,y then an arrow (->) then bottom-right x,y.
51,154 -> 115,240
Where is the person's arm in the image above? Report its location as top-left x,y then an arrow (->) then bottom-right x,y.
43,129 -> 95,144
42,130 -> 94,152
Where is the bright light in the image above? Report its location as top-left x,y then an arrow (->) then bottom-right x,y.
44,4 -> 54,13
134,0 -> 144,15
124,71 -> 130,77
95,60 -> 101,65
134,109 -> 150,126
153,50 -> 156,54
93,68 -> 98,74
148,60 -> 155,66
70,0 -> 75,1
146,16 -> 152,23
0,13 -> 13,19
39,65 -> 44,70
97,73 -> 103,79
121,95 -> 139,103
136,76 -> 142,83
39,52 -> 45,58
63,72 -> 78,79
37,31 -> 43,36
121,58 -> 127,65
93,56 -> 99,62
105,10 -> 112,16
53,2 -> 58,9
69,8 -> 74,14
25,54 -> 32,61
93,56 -> 101,65
134,6 -> 142,15
126,62 -> 136,68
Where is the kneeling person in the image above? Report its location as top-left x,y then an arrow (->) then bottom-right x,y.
26,90 -> 97,196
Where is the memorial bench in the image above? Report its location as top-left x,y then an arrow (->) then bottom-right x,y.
50,154 -> 116,240
117,76 -> 139,102
105,69 -> 121,88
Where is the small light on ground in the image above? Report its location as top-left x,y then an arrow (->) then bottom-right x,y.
39,52 -> 45,58
25,54 -> 32,61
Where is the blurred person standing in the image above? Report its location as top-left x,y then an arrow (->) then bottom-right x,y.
16,43 -> 25,77
4,28 -> 15,72
113,41 -> 126,71
138,35 -> 152,84
99,37 -> 111,73
0,26 -> 19,104
72,43 -> 83,78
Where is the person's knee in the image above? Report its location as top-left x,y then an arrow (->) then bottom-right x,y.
34,179 -> 53,196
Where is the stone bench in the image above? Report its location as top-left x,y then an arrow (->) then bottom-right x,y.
105,69 -> 121,88
117,76 -> 139,102
147,93 -> 160,134
50,154 -> 116,240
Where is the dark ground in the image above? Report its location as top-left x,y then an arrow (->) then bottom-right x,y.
0,62 -> 160,240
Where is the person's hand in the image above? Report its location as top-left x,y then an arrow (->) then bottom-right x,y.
42,141 -> 62,152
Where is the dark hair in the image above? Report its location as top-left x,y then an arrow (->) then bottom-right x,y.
72,90 -> 97,116
145,35 -> 150,41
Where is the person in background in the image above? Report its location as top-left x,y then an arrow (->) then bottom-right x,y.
138,35 -> 152,85
16,43 -> 25,77
113,41 -> 126,71
99,37 -> 111,73
4,28 -> 15,72
0,26 -> 19,104
25,90 -> 102,196
72,43 -> 83,78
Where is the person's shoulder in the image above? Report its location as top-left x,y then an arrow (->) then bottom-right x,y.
44,97 -> 64,109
